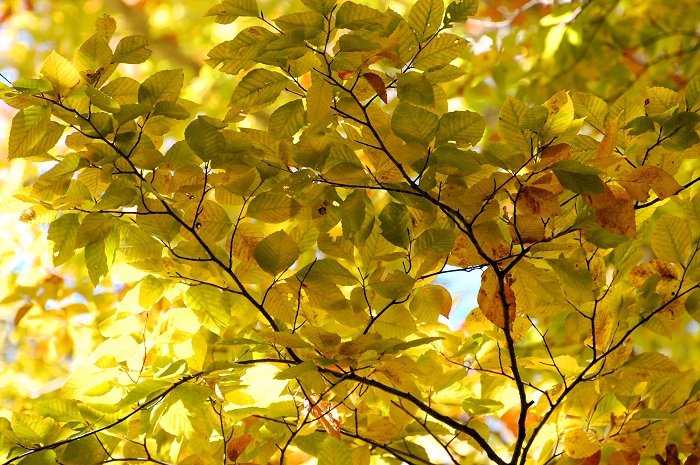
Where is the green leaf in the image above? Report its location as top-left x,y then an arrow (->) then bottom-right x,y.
101,77 -> 140,104
8,105 -> 51,159
112,35 -> 152,64
413,33 -> 468,70
408,0 -> 444,42
444,0 -> 478,25
391,102 -> 438,146
246,192 -> 301,223
435,110 -> 485,147
75,33 -> 113,73
184,116 -> 226,161
85,232 -> 119,285
572,91 -> 607,129
462,398 -> 503,416
222,0 -> 260,16
498,95 -> 532,153
546,255 -> 597,305
206,27 -> 276,76
306,71 -> 335,127
397,72 -> 435,106
153,101 -> 190,119
95,14 -> 116,42
432,145 -> 480,176
686,74 -> 700,111
48,213 -> 80,266
76,213 -> 116,248
379,202 -> 411,248
415,227 -> 455,254
550,160 -> 605,195
254,230 -> 301,275
651,215 -> 692,265
138,69 -> 184,106
274,360 -> 317,379
229,69 -> 290,112
371,270 -> 416,300
84,86 -> 120,112
335,2 -> 387,29
40,51 -> 81,97
185,285 -> 231,335
274,12 -> 325,39
318,437 -> 353,465
269,99 -> 307,139
685,288 -> 700,323
35,399 -> 82,423
301,0 -> 336,15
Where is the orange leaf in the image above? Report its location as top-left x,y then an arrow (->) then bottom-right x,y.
519,185 -> 562,217
338,69 -> 356,80
583,185 -> 636,238
14,303 -> 32,327
227,434 -> 253,462
302,397 -> 341,440
362,72 -> 387,104
539,143 -> 571,166
609,450 -> 640,465
476,267 -> 516,332
581,450 -> 602,465
618,166 -> 682,202
597,117 -> 619,158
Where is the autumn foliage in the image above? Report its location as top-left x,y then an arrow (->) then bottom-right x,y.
1,0 -> 700,464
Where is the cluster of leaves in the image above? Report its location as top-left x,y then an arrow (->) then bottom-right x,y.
1,0 -> 700,464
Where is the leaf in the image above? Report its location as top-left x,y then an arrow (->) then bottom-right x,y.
362,72 -> 387,104
410,284 -> 452,323
185,285 -> 231,335
35,399 -> 82,423
413,33 -> 468,70
206,27 -> 276,75
246,193 -> 301,223
335,2 -> 386,29
572,92 -> 608,129
687,74 -> 700,111
191,200 -> 232,243
84,86 -> 121,112
254,230 -> 301,275
435,110 -> 485,147
397,72 -> 434,106
159,399 -> 195,438
444,0 -> 478,25
138,69 -> 184,106
618,166 -> 682,202
583,185 -> 636,238
477,267 -> 516,331
540,91 -> 574,142
318,437 -> 352,465
374,305 -> 417,339
596,116 -> 619,158
184,116 -> 226,161
651,215 -> 692,265
563,429 -> 601,459
75,33 -> 113,74
391,102 -> 438,146
222,0 -> 260,17
229,69 -> 290,112
378,202 -> 411,248
40,51 -> 81,97
48,213 -> 80,266
461,397 -> 503,416
227,434 -> 253,462
408,0 -> 444,42
307,71 -> 335,127
498,95 -> 532,153
8,105 -> 51,159
95,14 -> 117,42
112,35 -> 152,64
301,0 -> 337,15
275,12 -> 325,39
85,232 -> 119,285
645,86 -> 680,116
550,160 -> 605,195
269,99 -> 307,139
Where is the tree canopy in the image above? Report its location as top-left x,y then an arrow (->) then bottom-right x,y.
1,0 -> 700,464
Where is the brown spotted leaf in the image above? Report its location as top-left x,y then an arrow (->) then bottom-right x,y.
583,185 -> 636,238
226,434 -> 253,462
477,267 -> 516,332
618,166 -> 682,202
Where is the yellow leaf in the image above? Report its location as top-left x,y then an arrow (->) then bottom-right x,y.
563,429 -> 601,459
583,185 -> 636,238
40,51 -> 81,98
618,165 -> 682,202
597,116 -> 619,158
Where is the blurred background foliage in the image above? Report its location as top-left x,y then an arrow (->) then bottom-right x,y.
0,0 -> 699,422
